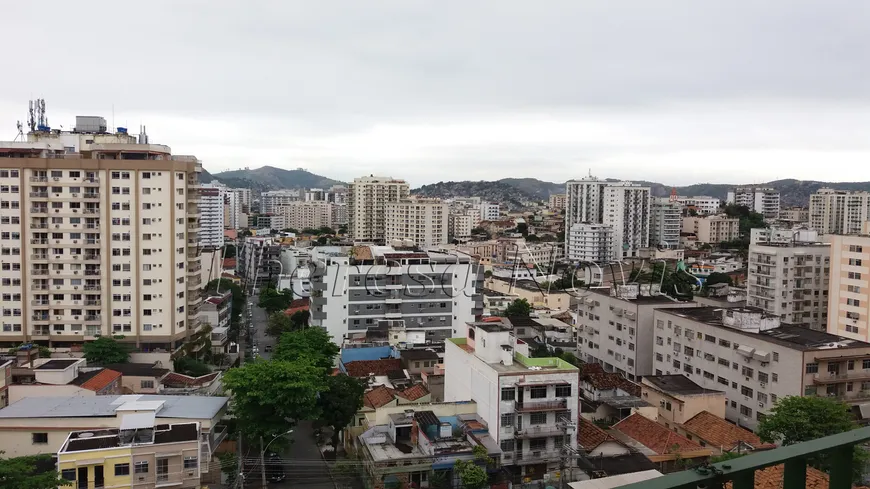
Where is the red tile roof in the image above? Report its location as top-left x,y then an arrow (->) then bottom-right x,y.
581,372 -> 641,396
363,385 -> 397,409
223,258 -> 237,268
80,369 -> 121,392
283,298 -> 310,315
396,384 -> 429,401
613,414 -> 702,455
162,372 -> 220,387
683,411 -> 772,452
343,359 -> 403,378
577,417 -> 618,450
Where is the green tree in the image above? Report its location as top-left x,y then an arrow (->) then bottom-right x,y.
290,310 -> 310,328
525,234 -> 540,242
273,328 -> 339,371
174,356 -> 212,377
301,227 -> 319,235
453,446 -> 492,489
318,226 -> 336,235
0,452 -> 71,489
705,272 -> 733,287
265,312 -> 296,337
757,396 -> 867,482
723,204 -> 768,236
281,228 -> 300,234
629,262 -> 695,300
516,222 -> 529,237
318,374 -> 367,450
223,360 -> 326,440
504,298 -> 532,317
484,270 -> 493,279
258,287 -> 295,314
223,244 -> 237,259
83,337 -> 131,365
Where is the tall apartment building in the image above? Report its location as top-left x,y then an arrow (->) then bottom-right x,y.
827,234 -> 870,341
779,206 -> 809,226
726,186 -> 780,220
675,196 -> 721,215
575,286 -> 697,380
479,202 -> 500,221
650,197 -> 682,248
261,189 -> 301,214
747,241 -> 830,330
0,124 -> 204,351
652,306 -> 870,431
307,245 -> 483,344
198,186 -> 224,248
385,198 -> 448,248
219,186 -> 251,230
444,322 -> 579,479
274,201 -> 336,230
348,176 -> 410,243
565,177 -> 650,260
682,215 -> 740,244
448,213 -> 474,241
566,223 -> 614,263
237,236 -> 282,290
809,188 -> 870,235
548,193 -> 567,211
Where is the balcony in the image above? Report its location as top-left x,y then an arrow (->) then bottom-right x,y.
84,285 -> 101,291
31,269 -> 49,276
617,425 -> 870,489
29,192 -> 48,198
30,176 -> 48,182
84,270 -> 101,276
514,425 -> 564,439
514,399 -> 567,412
30,239 -> 47,245
30,207 -> 47,214
31,314 -> 49,322
84,315 -> 102,322
515,449 -> 562,465
82,177 -> 100,185
82,193 -> 100,200
83,254 -> 101,261
85,300 -> 102,306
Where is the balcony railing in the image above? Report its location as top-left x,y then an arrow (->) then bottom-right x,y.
514,399 -> 567,412
618,425 -> 870,489
514,425 -> 565,438
813,371 -> 870,384
515,449 -> 562,465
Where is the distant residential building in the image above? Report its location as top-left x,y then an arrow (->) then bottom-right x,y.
640,375 -> 725,428
548,193 -> 567,211
349,176 -> 410,243
444,322 -> 579,480
726,186 -> 780,220
682,215 -> 740,244
750,227 -> 819,245
650,198 -> 682,248
827,234 -> 870,341
652,306 -> 870,431
675,196 -> 721,215
479,202 -> 500,221
260,189 -> 301,214
385,197 -> 448,247
567,223 -> 615,263
565,177 -> 650,260
198,186 -> 225,248
779,206 -> 809,225
275,201 -> 336,230
809,188 -> 870,235
747,241 -> 830,330
255,213 -> 287,230
238,236 -> 282,289
448,213 -> 475,240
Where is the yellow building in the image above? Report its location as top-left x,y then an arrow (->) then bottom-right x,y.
58,416 -> 202,489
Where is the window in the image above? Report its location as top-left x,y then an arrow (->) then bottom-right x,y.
530,412 -> 547,425
183,457 -> 198,469
772,373 -> 778,383
739,405 -> 753,417
758,372 -> 769,383
501,387 -> 515,401
500,439 -> 515,452
61,468 -> 76,480
555,385 -> 571,397
115,463 -> 130,476
773,352 -> 779,362
684,346 -> 694,356
135,461 -> 149,474
806,363 -> 819,374
704,334 -> 716,343
529,386 -> 547,399
500,413 -> 513,427
717,376 -> 729,386
742,367 -> 754,378
141,380 -> 155,389
718,358 -> 730,367
741,386 -> 754,397
32,433 -> 48,444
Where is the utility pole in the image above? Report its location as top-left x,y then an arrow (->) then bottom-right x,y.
558,414 -> 576,489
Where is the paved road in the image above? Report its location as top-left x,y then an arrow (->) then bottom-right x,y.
248,295 -> 275,360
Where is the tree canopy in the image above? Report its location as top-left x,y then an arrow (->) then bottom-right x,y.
453,446 -> 492,489
723,203 -> 768,236
318,374 -> 367,450
705,272 -> 733,288
174,356 -> 212,377
757,396 -> 867,482
83,337 -> 130,365
272,327 -> 339,371
504,298 -> 532,317
223,244 -> 236,259
223,360 -> 325,440
258,287 -> 295,315
0,453 -> 71,489
628,261 -> 695,299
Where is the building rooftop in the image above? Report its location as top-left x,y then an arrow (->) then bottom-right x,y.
61,422 -> 199,453
660,307 -> 870,351
682,411 -> 772,452
76,369 -> 122,392
101,363 -> 170,378
612,414 -> 702,455
344,359 -> 404,377
447,338 -> 578,373
643,375 -> 721,396
0,395 -> 228,420
399,349 -> 441,361
582,372 -> 641,396
35,359 -> 79,370
587,287 -> 691,305
363,385 -> 397,409
577,417 -> 618,451
162,372 -> 220,388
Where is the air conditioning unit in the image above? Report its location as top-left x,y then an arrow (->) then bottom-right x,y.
74,316 -> 79,320
74,271 -> 79,275
55,240 -> 60,244
55,286 -> 60,290
759,402 -> 765,408
74,286 -> 79,290
760,382 -> 767,388
73,209 -> 78,213
72,193 -> 78,197
54,209 -> 59,213
53,177 -> 59,181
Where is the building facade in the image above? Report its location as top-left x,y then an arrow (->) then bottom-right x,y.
385,198 -> 448,248
726,187 -> 780,220
479,202 -> 500,222
274,201 -> 336,230
827,234 -> 870,341
237,237 -> 282,290
682,215 -> 740,244
747,242 -> 830,330
565,177 -> 650,260
652,306 -> 870,431
198,186 -> 224,248
349,176 -> 410,243
260,189 -> 301,214
0,127 -> 204,351
809,188 -> 870,235
566,223 -> 614,263
444,323 -> 579,480
650,198 -> 682,248
675,196 -> 721,215
548,193 -> 566,211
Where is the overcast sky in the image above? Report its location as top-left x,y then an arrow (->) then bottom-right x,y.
3,1 -> 870,187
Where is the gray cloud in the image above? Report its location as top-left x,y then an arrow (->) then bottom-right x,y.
2,1 -> 870,185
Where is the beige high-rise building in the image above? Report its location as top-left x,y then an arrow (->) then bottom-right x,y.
548,193 -> 567,211
385,197 -> 448,247
828,233 -> 870,341
275,201 -> 335,230
0,123 -> 204,351
809,188 -> 870,235
682,215 -> 740,244
348,176 -> 410,242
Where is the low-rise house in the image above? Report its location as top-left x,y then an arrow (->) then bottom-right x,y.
161,372 -> 223,396
640,375 -> 725,429
681,411 -> 775,454
102,363 -> 170,394
576,418 -> 657,479
0,395 -> 228,463
610,414 -> 712,472
578,370 -> 655,423
342,358 -> 405,379
400,348 -> 441,376
57,419 -> 202,489
8,359 -> 122,403
483,289 -> 519,316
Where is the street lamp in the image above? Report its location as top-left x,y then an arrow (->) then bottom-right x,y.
261,429 -> 293,487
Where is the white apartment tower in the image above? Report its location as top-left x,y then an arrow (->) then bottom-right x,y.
261,189 -> 301,214
565,177 -> 650,261
479,202 -> 500,222
385,198 -> 448,248
726,186 -> 780,220
747,240 -> 830,330
198,186 -> 225,248
566,223 -> 614,263
348,176 -> 410,243
809,188 -> 870,235
650,197 -> 682,248
0,122 -> 204,350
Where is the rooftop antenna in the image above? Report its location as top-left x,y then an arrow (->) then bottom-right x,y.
27,101 -> 35,132
13,121 -> 23,142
